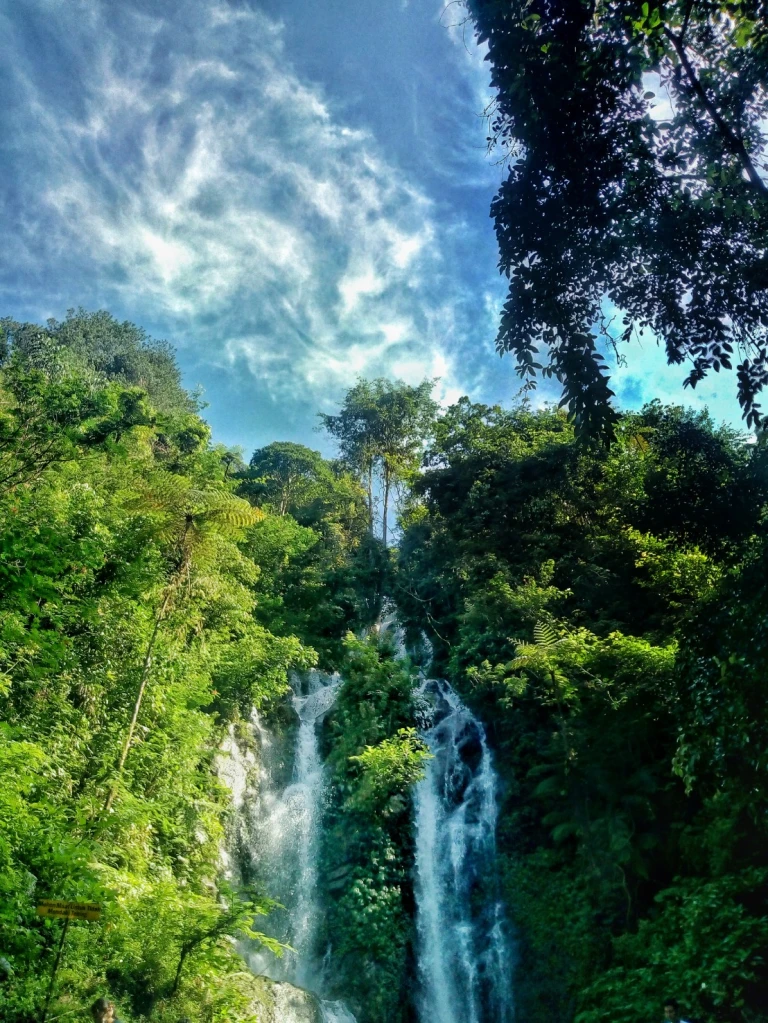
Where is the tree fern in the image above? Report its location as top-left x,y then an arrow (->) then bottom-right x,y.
104,483 -> 261,814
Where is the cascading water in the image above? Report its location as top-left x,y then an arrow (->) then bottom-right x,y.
317,1002 -> 358,1023
231,669 -> 358,1023
248,671 -> 337,986
414,677 -> 513,1023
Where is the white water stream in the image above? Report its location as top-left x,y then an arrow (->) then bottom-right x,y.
226,669 -> 356,1022
414,677 -> 513,1023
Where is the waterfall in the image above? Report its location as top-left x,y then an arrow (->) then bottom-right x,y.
222,651 -> 512,1023
230,669 -> 358,1021
245,670 -> 339,987
414,677 -> 513,1023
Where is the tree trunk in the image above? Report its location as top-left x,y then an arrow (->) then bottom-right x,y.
171,941 -> 193,996
367,462 -> 374,533
280,474 -> 294,516
103,586 -> 173,813
382,465 -> 390,548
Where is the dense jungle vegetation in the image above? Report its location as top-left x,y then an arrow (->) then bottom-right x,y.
0,310 -> 383,1023
2,307 -> 768,1023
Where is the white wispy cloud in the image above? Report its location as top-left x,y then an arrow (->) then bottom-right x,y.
2,0 -> 501,439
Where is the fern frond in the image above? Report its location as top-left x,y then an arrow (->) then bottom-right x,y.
533,620 -> 558,648
190,490 -> 263,530
510,647 -> 536,669
128,473 -> 190,512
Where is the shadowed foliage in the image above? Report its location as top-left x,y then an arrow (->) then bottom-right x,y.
468,0 -> 768,439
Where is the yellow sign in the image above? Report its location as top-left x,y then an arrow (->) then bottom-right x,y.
36,900 -> 101,921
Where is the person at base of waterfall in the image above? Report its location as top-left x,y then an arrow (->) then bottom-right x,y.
90,997 -> 123,1023
663,997 -> 691,1023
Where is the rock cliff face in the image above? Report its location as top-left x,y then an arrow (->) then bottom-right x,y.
198,972 -> 321,1023
256,978 -> 323,1023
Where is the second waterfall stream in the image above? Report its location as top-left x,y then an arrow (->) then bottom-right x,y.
414,677 -> 513,1023
223,659 -> 513,1022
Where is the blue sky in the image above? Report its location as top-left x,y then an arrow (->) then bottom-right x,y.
0,0 -> 746,455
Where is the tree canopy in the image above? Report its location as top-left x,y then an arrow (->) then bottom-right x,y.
468,0 -> 768,438
0,315 -> 383,1023
238,442 -> 382,663
0,309 -> 197,417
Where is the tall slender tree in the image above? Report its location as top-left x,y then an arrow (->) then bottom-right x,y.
320,379 -> 438,545
320,380 -> 381,526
